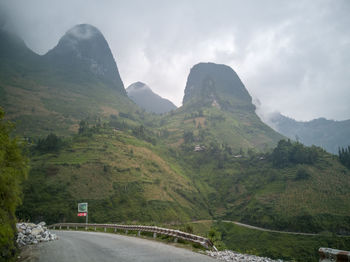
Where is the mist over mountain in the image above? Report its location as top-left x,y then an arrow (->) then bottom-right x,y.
264,113 -> 350,154
126,82 -> 177,114
0,29 -> 43,74
183,62 -> 255,112
44,24 -> 126,94
0,29 -> 36,60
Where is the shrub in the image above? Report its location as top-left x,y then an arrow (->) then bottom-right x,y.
295,167 -> 311,180
0,108 -> 28,261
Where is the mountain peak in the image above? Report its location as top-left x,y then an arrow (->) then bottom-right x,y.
183,62 -> 254,112
65,24 -> 101,40
127,82 -> 177,114
45,24 -> 125,94
127,82 -> 151,93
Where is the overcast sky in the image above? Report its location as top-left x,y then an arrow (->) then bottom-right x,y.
1,0 -> 349,121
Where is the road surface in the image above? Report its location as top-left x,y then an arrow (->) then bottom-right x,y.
20,230 -> 215,262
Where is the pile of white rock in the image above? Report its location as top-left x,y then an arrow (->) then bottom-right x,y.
206,250 -> 283,262
16,222 -> 58,247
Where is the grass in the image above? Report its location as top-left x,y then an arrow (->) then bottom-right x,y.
18,128 -> 210,225
212,221 -> 350,262
159,104 -> 283,152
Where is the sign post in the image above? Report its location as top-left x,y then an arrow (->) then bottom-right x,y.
78,202 -> 88,224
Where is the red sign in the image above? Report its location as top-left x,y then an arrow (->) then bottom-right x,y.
77,212 -> 87,217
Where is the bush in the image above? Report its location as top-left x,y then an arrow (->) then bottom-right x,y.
339,146 -> 350,169
0,108 -> 28,261
36,133 -> 63,152
295,167 -> 311,180
272,140 -> 319,168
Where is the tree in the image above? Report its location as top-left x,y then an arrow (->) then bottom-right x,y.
295,166 -> 311,180
272,139 -> 319,167
0,107 -> 28,261
78,120 -> 89,134
272,139 -> 292,167
36,133 -> 63,152
183,131 -> 194,143
338,146 -> 350,169
132,125 -> 145,138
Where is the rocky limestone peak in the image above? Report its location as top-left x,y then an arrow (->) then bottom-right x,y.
45,24 -> 125,94
126,82 -> 151,93
183,62 -> 254,111
126,82 -> 177,114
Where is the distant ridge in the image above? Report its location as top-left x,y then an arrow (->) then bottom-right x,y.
265,113 -> 350,154
127,82 -> 177,114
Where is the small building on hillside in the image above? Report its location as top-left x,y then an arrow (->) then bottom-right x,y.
194,145 -> 205,152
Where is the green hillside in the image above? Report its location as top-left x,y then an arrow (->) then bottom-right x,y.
18,125 -> 209,224
159,105 -> 282,151
177,140 -> 350,233
17,112 -> 350,234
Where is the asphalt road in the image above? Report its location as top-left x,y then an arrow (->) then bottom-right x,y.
21,230 -> 215,262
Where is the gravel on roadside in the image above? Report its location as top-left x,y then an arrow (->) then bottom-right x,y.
206,250 -> 283,262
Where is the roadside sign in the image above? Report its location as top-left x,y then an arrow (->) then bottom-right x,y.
78,203 -> 88,213
78,203 -> 88,224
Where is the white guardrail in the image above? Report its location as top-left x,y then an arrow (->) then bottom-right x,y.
48,223 -> 217,251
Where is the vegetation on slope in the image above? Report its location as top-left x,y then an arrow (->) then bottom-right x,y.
0,108 -> 28,262
213,221 -> 350,262
267,113 -> 350,154
339,146 -> 350,169
158,105 -> 283,151
173,138 -> 350,234
17,120 -> 209,224
16,109 -> 350,235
